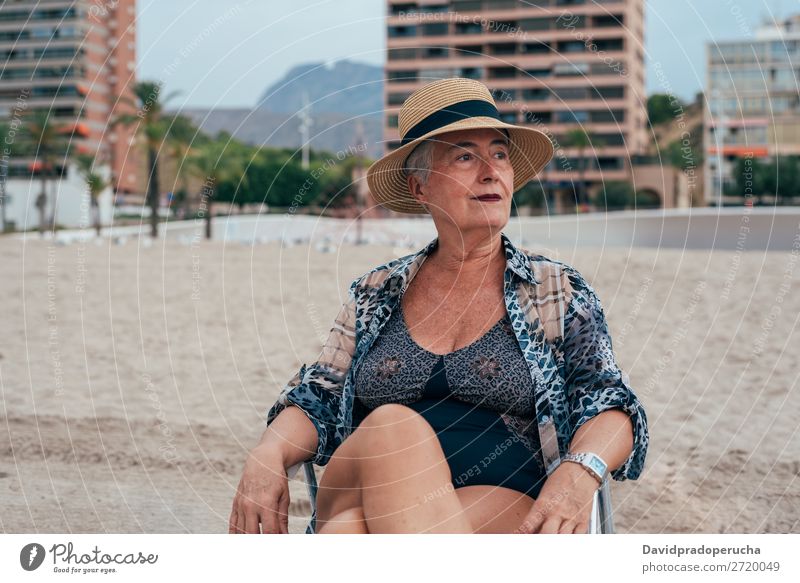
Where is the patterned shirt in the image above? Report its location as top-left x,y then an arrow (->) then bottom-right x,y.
266,231 -> 649,534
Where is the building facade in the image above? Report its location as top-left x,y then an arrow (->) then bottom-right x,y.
384,0 -> 648,213
1,0 -> 140,229
705,14 -> 800,206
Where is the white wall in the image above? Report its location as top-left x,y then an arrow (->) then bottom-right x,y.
3,162 -> 113,231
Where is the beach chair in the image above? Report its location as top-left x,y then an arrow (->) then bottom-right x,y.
287,460 -> 615,534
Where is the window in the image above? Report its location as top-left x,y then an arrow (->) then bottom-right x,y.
593,14 -> 623,27
593,86 -> 625,99
491,88 -> 517,101
555,15 -> 585,29
454,44 -> 483,56
593,38 -> 623,51
520,18 -> 550,31
388,92 -> 411,105
558,41 -> 586,53
555,87 -> 588,100
422,23 -> 448,36
388,48 -> 417,60
554,62 -> 589,76
390,3 -> 417,15
422,68 -> 455,80
388,25 -> 417,38
458,67 -> 483,79
590,110 -> 625,123
522,41 -> 551,55
524,68 -> 551,78
488,67 -> 516,79
423,47 -> 449,58
522,88 -> 549,101
556,110 -> 589,124
490,43 -> 517,55
525,111 -> 551,124
387,70 -> 418,83
455,22 -> 482,35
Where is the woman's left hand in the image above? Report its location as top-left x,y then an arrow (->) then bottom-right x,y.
516,461 -> 600,534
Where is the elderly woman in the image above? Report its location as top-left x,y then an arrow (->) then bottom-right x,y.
230,78 -> 649,535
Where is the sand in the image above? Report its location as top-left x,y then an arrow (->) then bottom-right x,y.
0,232 -> 798,533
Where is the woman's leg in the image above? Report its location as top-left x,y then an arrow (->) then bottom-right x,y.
317,485 -> 536,534
315,403 -> 473,534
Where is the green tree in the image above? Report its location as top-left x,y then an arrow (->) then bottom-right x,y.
514,180 -> 548,215
187,137 -> 245,239
647,94 -> 680,126
592,181 -> 632,211
564,128 -> 592,208
75,153 -> 110,236
112,81 -> 181,237
164,114 -> 201,219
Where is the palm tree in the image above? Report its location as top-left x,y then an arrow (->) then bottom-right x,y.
186,136 -> 245,239
75,153 -> 110,236
112,81 -> 181,237
0,120 -> 9,232
21,110 -> 71,234
564,127 -> 592,210
163,114 -> 198,219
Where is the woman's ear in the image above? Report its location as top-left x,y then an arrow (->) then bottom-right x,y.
407,175 -> 427,209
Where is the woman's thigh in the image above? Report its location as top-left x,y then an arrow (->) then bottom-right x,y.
455,485 -> 536,534
315,432 -> 363,528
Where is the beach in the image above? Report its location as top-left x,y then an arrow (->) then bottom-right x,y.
1,230 -> 798,534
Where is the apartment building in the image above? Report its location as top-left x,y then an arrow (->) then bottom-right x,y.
705,14 -> 800,206
0,0 -> 140,214
384,0 -> 647,212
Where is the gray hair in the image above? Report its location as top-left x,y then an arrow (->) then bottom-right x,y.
403,139 -> 435,186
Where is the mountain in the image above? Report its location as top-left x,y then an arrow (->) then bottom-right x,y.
256,59 -> 384,116
176,108 -> 384,159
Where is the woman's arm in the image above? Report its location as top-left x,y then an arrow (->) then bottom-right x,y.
253,404 -> 319,469
567,407 -> 634,474
518,268 -> 647,534
559,270 -> 649,481
517,409 -> 633,535
265,277 -> 361,466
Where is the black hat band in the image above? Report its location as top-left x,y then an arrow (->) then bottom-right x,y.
400,99 -> 501,146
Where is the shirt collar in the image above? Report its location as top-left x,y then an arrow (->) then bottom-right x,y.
383,231 -> 540,294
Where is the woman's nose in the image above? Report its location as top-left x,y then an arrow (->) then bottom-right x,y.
478,155 -> 502,181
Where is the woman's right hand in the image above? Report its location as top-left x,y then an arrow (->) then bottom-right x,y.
229,446 -> 291,534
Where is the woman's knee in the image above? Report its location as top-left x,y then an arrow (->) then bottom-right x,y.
358,403 -> 436,442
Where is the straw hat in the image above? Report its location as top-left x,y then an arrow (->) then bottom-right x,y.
366,77 -> 554,214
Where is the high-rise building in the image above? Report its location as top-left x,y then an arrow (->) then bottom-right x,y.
0,0 -> 140,195
705,14 -> 800,206
384,0 -> 647,212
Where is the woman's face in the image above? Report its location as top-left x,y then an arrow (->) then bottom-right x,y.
408,127 -> 514,233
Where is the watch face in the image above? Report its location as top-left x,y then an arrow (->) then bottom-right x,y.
588,456 -> 607,476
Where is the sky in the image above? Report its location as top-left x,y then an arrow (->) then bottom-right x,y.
136,0 -> 799,109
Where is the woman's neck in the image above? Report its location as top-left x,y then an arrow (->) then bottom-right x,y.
428,231 -> 505,280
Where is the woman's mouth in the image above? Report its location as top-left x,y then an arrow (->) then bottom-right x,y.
472,194 -> 502,202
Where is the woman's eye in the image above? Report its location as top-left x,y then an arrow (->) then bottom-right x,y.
495,150 -> 508,159
457,153 -> 472,161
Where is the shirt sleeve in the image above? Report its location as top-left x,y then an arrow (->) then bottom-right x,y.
265,278 -> 359,466
561,270 -> 649,481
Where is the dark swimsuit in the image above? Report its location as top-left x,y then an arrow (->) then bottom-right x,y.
354,300 -> 547,499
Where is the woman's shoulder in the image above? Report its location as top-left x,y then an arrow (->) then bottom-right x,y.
515,245 -> 589,292
348,249 -> 421,295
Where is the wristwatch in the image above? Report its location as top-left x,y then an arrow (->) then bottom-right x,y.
561,451 -> 608,485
